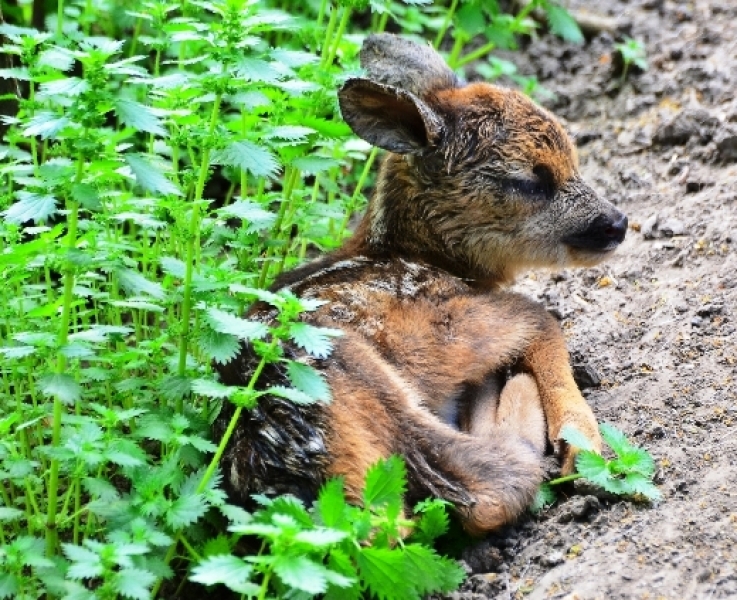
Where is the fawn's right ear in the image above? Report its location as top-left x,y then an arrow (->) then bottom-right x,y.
338,78 -> 444,155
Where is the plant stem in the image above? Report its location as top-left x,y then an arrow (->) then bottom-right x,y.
176,93 -> 222,412
455,40 -> 497,68
434,0 -> 459,48
324,6 -> 352,69
46,153 -> 84,558
547,473 -> 582,486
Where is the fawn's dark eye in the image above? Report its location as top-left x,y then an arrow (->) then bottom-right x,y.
499,165 -> 556,201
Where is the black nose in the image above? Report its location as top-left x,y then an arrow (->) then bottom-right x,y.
563,212 -> 628,252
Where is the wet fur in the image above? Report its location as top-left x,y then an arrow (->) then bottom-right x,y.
214,34 -> 626,534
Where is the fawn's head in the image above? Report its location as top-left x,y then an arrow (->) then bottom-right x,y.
338,34 -> 627,286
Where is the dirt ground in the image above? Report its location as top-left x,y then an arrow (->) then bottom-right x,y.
445,1 -> 737,598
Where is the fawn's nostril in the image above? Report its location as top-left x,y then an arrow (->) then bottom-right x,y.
562,211 -> 628,252
604,214 -> 628,242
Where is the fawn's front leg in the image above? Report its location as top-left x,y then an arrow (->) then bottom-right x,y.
522,311 -> 601,474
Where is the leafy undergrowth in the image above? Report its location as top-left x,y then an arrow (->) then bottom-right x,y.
0,0 -> 587,598
533,424 -> 661,513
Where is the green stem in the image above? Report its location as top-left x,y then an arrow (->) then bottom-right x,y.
455,40 -> 497,68
547,473 -> 582,486
434,0 -> 459,48
46,154 -> 84,558
258,568 -> 273,600
447,33 -> 466,69
320,5 -> 340,67
324,7 -> 352,68
56,0 -> 64,36
336,147 -> 377,240
176,93 -> 222,412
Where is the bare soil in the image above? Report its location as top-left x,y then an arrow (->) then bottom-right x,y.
446,1 -> 737,598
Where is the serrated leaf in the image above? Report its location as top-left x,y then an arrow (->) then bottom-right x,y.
220,199 -> 276,232
599,423 -> 631,457
37,46 -> 75,71
294,527 -> 347,547
206,308 -> 268,341
273,555 -> 328,595
125,154 -> 182,196
191,378 -> 236,399
3,191 -> 57,224
214,141 -> 281,179
190,554 -> 253,586
291,155 -> 339,174
265,125 -> 316,144
116,267 -> 165,299
413,499 -> 450,542
576,451 -> 628,494
0,573 -> 19,599
115,99 -> 167,136
270,49 -> 318,68
363,456 -> 406,508
166,493 -> 208,529
71,182 -> 101,210
159,375 -> 192,402
160,256 -> 187,278
530,483 -> 557,514
82,477 -> 120,502
317,478 -> 347,529
23,111 -> 71,138
267,385 -> 315,405
197,328 -> 240,364
230,90 -> 272,110
38,373 -> 81,404
40,77 -> 89,97
545,4 -> 584,44
0,507 -> 23,522
288,322 -> 342,359
560,424 -> 596,452
356,547 -> 413,600
403,544 -> 464,595
236,57 -> 283,83
286,360 -> 331,403
113,569 -> 156,600
623,472 -> 661,501
63,544 -> 103,579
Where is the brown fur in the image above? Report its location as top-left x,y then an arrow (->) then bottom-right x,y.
213,34 -> 627,534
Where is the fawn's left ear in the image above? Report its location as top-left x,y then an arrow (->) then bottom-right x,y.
338,78 -> 444,155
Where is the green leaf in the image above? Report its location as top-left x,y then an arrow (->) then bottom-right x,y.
294,527 -> 347,548
38,373 -> 81,404
273,555 -> 328,595
191,378 -> 236,399
37,46 -> 75,71
267,385 -> 316,405
403,544 -> 464,595
219,199 -> 277,232
363,456 -> 406,509
63,543 -> 103,579
71,183 -> 101,210
413,499 -> 450,543
206,308 -> 268,341
3,191 -> 57,224
560,424 -> 595,452
236,57 -> 283,83
166,493 -> 208,529
576,451 -> 627,495
0,507 -> 23,523
265,125 -> 316,145
190,554 -> 253,586
456,2 -> 487,37
197,328 -> 240,364
115,99 -> 167,136
530,483 -> 557,513
214,141 -> 280,179
291,155 -> 340,175
286,360 -> 331,403
544,4 -> 584,44
288,322 -> 342,359
356,547 -> 413,600
317,478 -> 347,529
623,472 -> 661,501
125,154 -> 182,196
0,574 -> 18,599
23,111 -> 71,138
115,267 -> 165,299
159,375 -> 192,402
113,568 -> 156,600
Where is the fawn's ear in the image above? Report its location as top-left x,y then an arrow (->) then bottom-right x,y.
338,78 -> 444,155
360,33 -> 460,97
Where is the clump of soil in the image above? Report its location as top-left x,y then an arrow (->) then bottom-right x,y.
448,0 -> 737,598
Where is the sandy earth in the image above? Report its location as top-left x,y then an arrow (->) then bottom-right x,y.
445,1 -> 737,598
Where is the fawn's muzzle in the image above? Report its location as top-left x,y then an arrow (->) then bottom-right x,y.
563,211 -> 628,252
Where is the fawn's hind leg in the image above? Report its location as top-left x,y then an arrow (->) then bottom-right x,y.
461,373 -> 546,456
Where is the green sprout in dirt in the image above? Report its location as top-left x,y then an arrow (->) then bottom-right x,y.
614,37 -> 648,83
532,423 -> 661,512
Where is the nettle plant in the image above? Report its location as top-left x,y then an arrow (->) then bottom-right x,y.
0,0 -> 589,597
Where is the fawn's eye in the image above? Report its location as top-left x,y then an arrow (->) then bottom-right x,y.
499,165 -> 556,201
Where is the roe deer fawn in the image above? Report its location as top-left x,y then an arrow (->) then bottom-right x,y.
214,33 -> 627,535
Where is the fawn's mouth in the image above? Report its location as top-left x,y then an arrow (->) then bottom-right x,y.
562,212 -> 628,253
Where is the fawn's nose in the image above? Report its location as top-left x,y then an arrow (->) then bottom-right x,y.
563,211 -> 628,252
